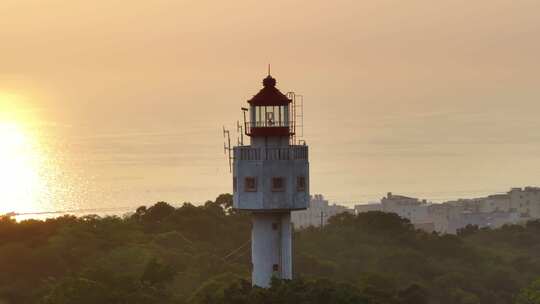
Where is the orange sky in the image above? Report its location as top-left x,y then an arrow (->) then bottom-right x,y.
1,0 -> 539,210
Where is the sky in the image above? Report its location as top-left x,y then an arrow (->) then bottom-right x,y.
1,0 -> 540,213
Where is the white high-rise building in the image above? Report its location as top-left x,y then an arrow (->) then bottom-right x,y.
478,194 -> 510,213
509,187 -> 540,218
292,194 -> 354,229
232,74 -> 309,287
381,192 -> 430,224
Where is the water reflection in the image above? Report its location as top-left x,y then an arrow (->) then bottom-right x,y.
0,93 -> 79,217
0,121 -> 51,214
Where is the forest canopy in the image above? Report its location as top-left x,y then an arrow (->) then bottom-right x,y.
0,194 -> 539,304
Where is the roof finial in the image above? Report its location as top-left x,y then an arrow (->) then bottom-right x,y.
268,64 -> 271,76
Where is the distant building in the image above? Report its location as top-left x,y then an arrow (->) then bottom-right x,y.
428,203 -> 453,234
426,188 -> 540,234
479,194 -> 511,213
381,192 -> 431,224
291,194 -> 353,229
446,210 -> 521,233
509,187 -> 540,218
354,203 -> 383,214
355,193 -> 433,229
305,187 -> 540,235
445,198 -> 481,213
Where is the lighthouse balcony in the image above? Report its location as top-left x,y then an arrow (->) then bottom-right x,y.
233,145 -> 308,161
244,121 -> 294,137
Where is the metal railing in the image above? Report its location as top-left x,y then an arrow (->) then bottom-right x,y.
233,145 -> 308,161
244,121 -> 293,135
250,120 -> 290,128
235,146 -> 262,161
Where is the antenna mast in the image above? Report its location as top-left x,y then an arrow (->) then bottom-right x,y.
222,126 -> 232,172
237,121 -> 244,146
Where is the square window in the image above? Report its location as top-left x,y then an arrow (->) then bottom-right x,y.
297,176 -> 306,192
245,177 -> 257,192
272,177 -> 285,192
272,223 -> 279,230
272,264 -> 279,272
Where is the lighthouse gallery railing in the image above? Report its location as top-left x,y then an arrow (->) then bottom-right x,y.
233,145 -> 308,161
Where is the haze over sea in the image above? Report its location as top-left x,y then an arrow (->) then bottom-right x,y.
1,0 -> 540,219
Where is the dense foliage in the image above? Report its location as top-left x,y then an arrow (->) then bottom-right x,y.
0,194 -> 539,304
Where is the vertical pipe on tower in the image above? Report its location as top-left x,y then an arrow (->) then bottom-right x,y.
280,212 -> 292,280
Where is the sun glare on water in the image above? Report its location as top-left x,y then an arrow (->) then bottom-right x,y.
0,94 -> 50,215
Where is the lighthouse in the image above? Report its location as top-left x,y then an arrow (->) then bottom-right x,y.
232,73 -> 309,287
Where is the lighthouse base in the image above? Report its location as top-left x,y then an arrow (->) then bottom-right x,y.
251,212 -> 292,287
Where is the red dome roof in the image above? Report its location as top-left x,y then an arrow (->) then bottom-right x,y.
247,75 -> 291,106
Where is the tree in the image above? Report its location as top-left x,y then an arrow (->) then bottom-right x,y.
516,278 -> 540,304
143,202 -> 175,223
189,278 -> 368,304
40,277 -> 111,304
398,284 -> 428,304
214,194 -> 233,214
141,258 -> 177,287
1,196 -> 540,304
457,224 -> 480,237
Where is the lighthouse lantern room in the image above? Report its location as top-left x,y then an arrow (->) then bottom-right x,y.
232,73 -> 309,287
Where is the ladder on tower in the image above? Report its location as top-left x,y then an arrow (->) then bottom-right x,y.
286,92 -> 304,145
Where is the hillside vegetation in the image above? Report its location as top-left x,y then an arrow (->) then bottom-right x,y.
0,194 -> 539,304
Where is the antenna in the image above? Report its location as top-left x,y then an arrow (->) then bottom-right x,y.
237,120 -> 244,146
241,107 -> 249,136
223,126 -> 232,172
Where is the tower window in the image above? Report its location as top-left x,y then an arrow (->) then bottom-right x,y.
244,177 -> 257,192
297,176 -> 306,192
272,177 -> 285,192
233,176 -> 237,192
272,264 -> 279,272
272,223 -> 279,230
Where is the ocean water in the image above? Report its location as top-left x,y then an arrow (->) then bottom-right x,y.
0,118 -> 232,220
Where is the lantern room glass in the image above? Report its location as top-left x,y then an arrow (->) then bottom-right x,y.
251,105 -> 289,128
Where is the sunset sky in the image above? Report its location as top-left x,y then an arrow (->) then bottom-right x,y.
1,0 -> 539,213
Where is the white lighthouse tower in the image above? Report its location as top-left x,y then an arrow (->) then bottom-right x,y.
232,73 -> 309,287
